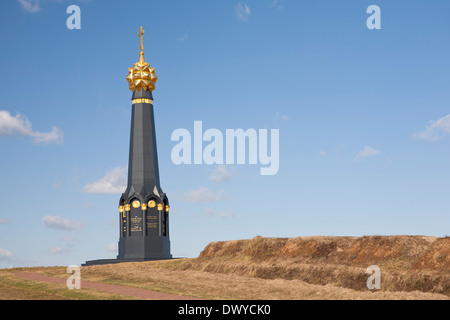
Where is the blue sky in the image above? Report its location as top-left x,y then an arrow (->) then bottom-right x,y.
1,0 -> 450,267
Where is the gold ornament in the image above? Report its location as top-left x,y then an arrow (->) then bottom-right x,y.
132,200 -> 141,208
132,98 -> 153,105
126,26 -> 158,92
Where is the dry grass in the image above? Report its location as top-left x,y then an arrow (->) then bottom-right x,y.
193,235 -> 449,296
0,235 -> 448,300
79,260 -> 446,300
2,260 -> 446,300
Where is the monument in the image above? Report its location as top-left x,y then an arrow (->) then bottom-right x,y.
83,27 -> 171,266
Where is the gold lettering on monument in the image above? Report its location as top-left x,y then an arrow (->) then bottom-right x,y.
130,216 -> 143,232
146,215 -> 158,229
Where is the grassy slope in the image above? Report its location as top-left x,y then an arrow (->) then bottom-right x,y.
190,235 -> 449,295
0,235 -> 448,300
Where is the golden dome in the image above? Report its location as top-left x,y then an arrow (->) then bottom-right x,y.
126,27 -> 158,92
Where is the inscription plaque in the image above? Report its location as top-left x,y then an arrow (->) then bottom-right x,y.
146,212 -> 159,235
130,209 -> 143,235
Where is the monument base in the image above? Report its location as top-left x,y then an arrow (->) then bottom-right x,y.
117,236 -> 172,260
82,257 -> 174,266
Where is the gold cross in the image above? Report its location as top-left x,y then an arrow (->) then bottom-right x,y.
138,26 -> 145,53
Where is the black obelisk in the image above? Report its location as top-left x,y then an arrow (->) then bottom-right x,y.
117,27 -> 171,260
83,27 -> 171,266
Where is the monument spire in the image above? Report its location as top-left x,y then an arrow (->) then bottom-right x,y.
83,27 -> 172,266
119,27 -> 171,260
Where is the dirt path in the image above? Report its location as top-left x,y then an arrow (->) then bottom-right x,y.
14,272 -> 200,300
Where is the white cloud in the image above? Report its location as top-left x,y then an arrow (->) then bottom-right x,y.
62,236 -> 79,247
0,248 -> 13,260
0,218 -> 8,225
106,243 -> 118,253
0,111 -> 30,135
274,112 -> 289,126
413,114 -> 450,141
82,166 -> 127,194
204,208 -> 236,219
269,0 -> 285,11
48,246 -> 71,255
209,165 -> 232,182
0,110 -> 63,145
0,247 -> 23,266
183,188 -> 229,203
236,3 -> 251,21
31,127 -> 64,144
17,0 -> 40,13
53,179 -> 63,190
48,237 -> 78,255
318,151 -> 327,157
177,33 -> 188,42
355,146 -> 380,161
42,215 -> 83,231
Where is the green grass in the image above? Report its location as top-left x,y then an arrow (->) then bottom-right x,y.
0,271 -> 141,300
